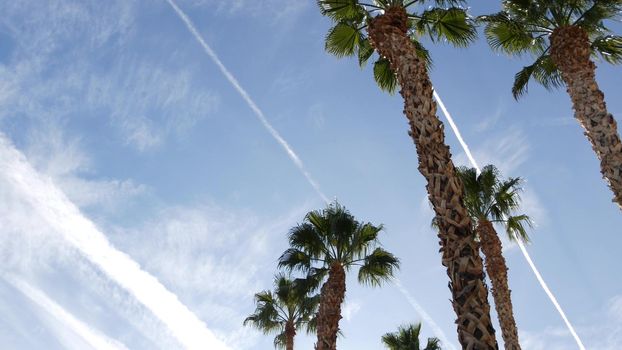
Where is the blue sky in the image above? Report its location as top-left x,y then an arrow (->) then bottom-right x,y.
0,0 -> 621,349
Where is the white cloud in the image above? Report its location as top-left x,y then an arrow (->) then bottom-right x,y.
6,276 -> 129,350
23,124 -> 148,210
107,202 -> 310,349
342,300 -> 362,322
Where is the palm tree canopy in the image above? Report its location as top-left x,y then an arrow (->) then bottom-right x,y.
319,0 -> 477,93
456,165 -> 533,242
381,323 -> 442,350
278,201 -> 399,287
480,0 -> 622,98
243,274 -> 320,348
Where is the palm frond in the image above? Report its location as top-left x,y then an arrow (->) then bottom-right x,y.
278,248 -> 313,272
592,34 -> 622,64
374,58 -> 398,94
358,248 -> 400,286
325,22 -> 362,58
505,214 -> 533,243
512,54 -> 563,99
317,0 -> 366,21
482,12 -> 546,55
415,7 -> 477,47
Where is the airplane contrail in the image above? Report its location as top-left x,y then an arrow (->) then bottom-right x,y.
5,276 -> 129,350
165,0 -> 329,204
162,2 -> 454,344
394,279 -> 457,350
0,135 -> 230,350
433,89 -> 586,350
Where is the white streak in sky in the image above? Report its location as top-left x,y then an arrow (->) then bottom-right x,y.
6,276 -> 129,350
165,0 -> 447,344
165,0 -> 329,204
0,136 -> 230,350
432,88 -> 586,350
394,279 -> 458,350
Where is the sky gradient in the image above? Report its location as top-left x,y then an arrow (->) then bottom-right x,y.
0,1 -> 621,349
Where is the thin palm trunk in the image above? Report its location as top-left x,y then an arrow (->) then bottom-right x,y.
315,262 -> 346,350
367,7 -> 498,349
477,220 -> 520,350
285,320 -> 296,350
550,25 -> 622,210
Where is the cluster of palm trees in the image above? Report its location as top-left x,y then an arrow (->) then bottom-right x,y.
247,0 -> 621,349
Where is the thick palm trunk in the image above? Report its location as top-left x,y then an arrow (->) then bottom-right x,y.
550,25 -> 622,210
285,320 -> 296,350
367,7 -> 498,349
477,221 -> 520,350
315,262 -> 345,350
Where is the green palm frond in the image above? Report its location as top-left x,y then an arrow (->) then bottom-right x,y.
592,35 -> 622,64
273,331 -> 287,349
358,248 -> 400,286
279,248 -> 313,272
481,12 -> 547,55
382,322 -> 441,350
512,54 -> 563,99
317,0 -> 365,21
374,58 -> 398,94
456,165 -> 532,243
414,7 -> 477,47
325,22 -> 362,58
358,37 -> 375,67
506,214 -> 533,242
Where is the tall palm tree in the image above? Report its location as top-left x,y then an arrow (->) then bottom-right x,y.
244,274 -> 320,350
456,165 -> 532,350
382,323 -> 442,350
480,0 -> 622,210
318,1 -> 498,348
278,202 -> 399,350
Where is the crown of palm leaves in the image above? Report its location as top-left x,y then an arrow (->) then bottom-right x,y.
479,0 -> 622,98
319,0 -> 477,93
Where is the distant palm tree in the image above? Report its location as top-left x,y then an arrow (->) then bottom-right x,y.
480,0 -> 622,210
244,274 -> 320,350
382,323 -> 442,350
318,1 -> 498,348
279,202 -> 399,350
456,165 -> 532,350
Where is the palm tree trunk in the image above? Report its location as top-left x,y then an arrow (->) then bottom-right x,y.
285,320 -> 296,350
367,7 -> 498,349
477,220 -> 520,350
315,262 -> 345,350
550,25 -> 622,210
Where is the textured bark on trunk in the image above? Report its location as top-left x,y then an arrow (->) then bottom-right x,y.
315,262 -> 345,350
477,221 -> 520,350
550,25 -> 622,210
285,320 -> 296,350
367,7 -> 498,349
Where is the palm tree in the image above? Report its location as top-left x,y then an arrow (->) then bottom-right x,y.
244,274 -> 320,350
456,165 -> 532,350
480,0 -> 622,210
318,1 -> 498,348
279,202 -> 399,350
382,323 -> 442,350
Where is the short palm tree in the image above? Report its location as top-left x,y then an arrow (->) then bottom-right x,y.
480,0 -> 622,210
244,274 -> 320,350
318,1 -> 498,348
278,202 -> 399,350
457,165 -> 532,350
382,323 -> 442,350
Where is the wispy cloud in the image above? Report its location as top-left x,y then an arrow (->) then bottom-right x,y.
108,202 -> 310,349
5,276 -> 129,350
0,135 -> 230,350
